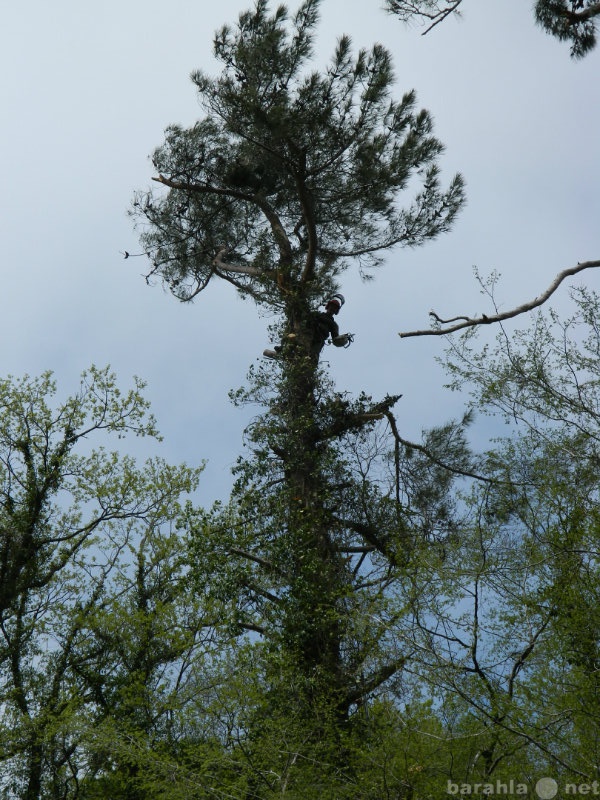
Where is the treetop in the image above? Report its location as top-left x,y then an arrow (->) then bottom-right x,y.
134,0 -> 465,309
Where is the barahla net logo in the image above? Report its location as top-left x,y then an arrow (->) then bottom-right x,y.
446,776 -> 600,796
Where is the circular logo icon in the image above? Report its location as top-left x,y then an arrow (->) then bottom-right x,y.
535,777 -> 558,799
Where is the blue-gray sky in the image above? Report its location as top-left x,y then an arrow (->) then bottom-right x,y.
2,0 -> 598,501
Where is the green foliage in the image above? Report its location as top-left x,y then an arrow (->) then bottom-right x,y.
0,367 -> 207,799
131,14 -> 466,762
129,11 -> 467,784
430,287 -> 600,778
115,1 -> 600,797
535,0 -> 599,58
133,0 -> 464,306
181,353 -> 484,795
385,0 -> 600,58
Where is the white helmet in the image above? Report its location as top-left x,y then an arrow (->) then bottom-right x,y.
326,293 -> 345,311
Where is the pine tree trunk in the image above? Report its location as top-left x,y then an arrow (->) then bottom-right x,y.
276,301 -> 350,724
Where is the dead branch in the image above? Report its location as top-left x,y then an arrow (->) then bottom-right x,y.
399,259 -> 600,338
212,247 -> 261,277
421,0 -> 463,34
345,655 -> 408,705
383,412 -> 528,486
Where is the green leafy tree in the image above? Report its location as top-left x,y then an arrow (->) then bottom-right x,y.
427,286 -> 600,779
384,0 -> 600,58
0,367 -> 205,799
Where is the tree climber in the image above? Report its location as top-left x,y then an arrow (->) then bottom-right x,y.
313,293 -> 352,350
263,294 -> 353,360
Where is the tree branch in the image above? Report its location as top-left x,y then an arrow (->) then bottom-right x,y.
345,655 -> 408,705
152,174 -> 293,269
385,0 -> 464,35
399,259 -> 600,338
228,546 -> 287,577
420,0 -> 463,34
563,1 -> 600,22
336,517 -> 402,565
212,247 -> 261,277
506,612 -> 554,699
316,395 -> 402,442
295,163 -> 318,284
240,579 -> 283,607
384,414 -> 515,486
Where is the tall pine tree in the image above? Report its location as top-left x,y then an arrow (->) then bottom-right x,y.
132,0 -> 465,791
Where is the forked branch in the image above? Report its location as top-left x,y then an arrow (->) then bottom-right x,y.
386,0 -> 464,34
399,259 -> 600,338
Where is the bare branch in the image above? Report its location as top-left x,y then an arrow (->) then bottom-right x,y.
385,0 -> 464,35
228,546 -> 287,577
345,655 -> 408,705
383,412 -> 511,485
421,0 -> 463,34
399,259 -> 600,338
213,247 -> 261,277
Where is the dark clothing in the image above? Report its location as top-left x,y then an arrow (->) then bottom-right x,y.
313,311 -> 340,348
270,310 -> 343,361
305,310 -> 346,361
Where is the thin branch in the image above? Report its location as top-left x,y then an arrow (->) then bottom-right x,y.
385,416 -> 511,485
421,0 -> 463,34
153,174 -> 249,201
506,613 -> 554,699
386,0 -> 463,34
240,579 -> 283,607
399,260 -> 600,338
228,546 -> 287,577
183,269 -> 214,302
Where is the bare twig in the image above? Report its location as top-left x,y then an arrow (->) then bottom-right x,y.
399,259 -> 600,338
421,0 -> 463,34
386,0 -> 464,34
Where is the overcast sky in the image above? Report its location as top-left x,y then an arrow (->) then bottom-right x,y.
2,0 -> 598,503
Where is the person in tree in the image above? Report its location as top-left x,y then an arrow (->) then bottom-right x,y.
312,293 -> 351,350
263,293 -> 352,360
